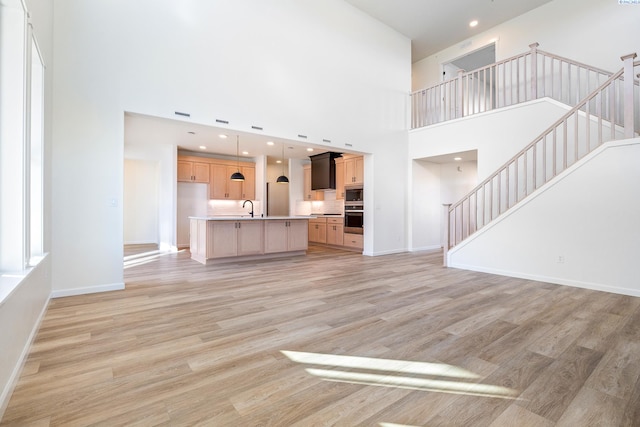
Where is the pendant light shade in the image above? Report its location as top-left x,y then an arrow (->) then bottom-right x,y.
276,143 -> 289,184
230,135 -> 245,181
230,171 -> 245,181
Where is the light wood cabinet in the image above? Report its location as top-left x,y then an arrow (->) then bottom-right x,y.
308,218 -> 327,244
334,158 -> 345,200
236,221 -> 263,256
264,219 -> 308,253
209,164 -> 255,200
178,160 -> 209,183
303,164 -> 324,201
343,232 -> 363,250
205,220 -> 263,259
240,166 -> 255,200
344,155 -> 364,185
326,218 -> 344,246
207,221 -> 238,258
178,155 -> 255,200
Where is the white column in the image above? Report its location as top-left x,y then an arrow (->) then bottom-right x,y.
621,53 -> 637,139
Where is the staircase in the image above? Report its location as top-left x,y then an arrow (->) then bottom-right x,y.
409,45 -> 640,261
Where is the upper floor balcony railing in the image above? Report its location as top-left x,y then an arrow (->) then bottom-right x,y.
411,43 -> 640,132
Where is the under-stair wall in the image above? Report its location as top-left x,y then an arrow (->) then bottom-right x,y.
447,138 -> 640,297
408,98 -> 572,250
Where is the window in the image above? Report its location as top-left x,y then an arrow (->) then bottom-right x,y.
0,1 -> 45,273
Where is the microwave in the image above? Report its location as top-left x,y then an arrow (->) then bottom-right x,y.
345,185 -> 363,203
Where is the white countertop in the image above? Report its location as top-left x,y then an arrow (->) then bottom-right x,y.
189,216 -> 316,221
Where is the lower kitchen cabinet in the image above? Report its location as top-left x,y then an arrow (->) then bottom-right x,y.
343,232 -> 363,250
326,218 -> 344,246
264,219 -> 308,253
308,218 -> 327,244
207,220 -> 263,258
190,218 -> 309,264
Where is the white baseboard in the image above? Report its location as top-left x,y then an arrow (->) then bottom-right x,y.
449,262 -> 640,298
0,295 -> 49,420
364,248 -> 407,257
51,282 -> 125,298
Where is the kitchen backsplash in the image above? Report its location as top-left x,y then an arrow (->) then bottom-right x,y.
208,200 -> 262,216
295,199 -> 344,216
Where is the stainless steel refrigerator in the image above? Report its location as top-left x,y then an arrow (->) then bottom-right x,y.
266,182 -> 289,216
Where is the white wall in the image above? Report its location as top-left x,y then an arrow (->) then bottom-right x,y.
410,98 -> 569,180
449,139 -> 640,296
124,159 -> 160,245
412,0 -> 640,91
408,98 -> 569,253
410,160 -> 441,251
50,0 -> 410,294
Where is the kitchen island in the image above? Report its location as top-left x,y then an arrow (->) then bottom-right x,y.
189,216 -> 311,264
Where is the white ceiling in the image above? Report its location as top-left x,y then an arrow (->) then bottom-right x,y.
125,113 -> 337,164
343,0 -> 554,62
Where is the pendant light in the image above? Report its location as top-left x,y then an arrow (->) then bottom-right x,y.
276,143 -> 289,183
230,135 -> 245,181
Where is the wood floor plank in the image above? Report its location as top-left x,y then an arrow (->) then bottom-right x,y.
2,245 -> 639,426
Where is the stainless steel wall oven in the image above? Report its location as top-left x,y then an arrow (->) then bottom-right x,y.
344,207 -> 363,234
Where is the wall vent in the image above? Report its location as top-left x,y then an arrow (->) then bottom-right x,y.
251,126 -> 263,131
298,134 -> 308,139
174,111 -> 190,117
216,119 -> 229,124
345,143 -> 353,147
323,139 -> 331,143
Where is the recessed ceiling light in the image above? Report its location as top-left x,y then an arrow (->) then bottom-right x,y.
199,146 -> 207,150
219,134 -> 228,139
267,141 -> 274,146
242,151 -> 249,155
276,160 -> 282,164
454,157 -> 462,161
306,148 -> 314,152
469,20 -> 478,28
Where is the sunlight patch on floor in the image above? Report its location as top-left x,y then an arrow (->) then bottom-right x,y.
282,350 -> 518,400
123,249 -> 185,269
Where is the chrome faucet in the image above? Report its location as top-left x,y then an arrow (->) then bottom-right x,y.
242,200 -> 254,218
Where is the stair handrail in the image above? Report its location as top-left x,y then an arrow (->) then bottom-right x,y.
445,53 -> 638,252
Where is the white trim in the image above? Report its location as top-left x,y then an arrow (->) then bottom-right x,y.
365,248 -> 407,257
448,261 -> 640,298
0,289 -> 48,419
51,282 -> 125,298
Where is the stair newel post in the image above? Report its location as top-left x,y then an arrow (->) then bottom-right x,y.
457,70 -> 464,119
621,53 -> 637,139
529,42 -> 539,100
442,204 -> 452,267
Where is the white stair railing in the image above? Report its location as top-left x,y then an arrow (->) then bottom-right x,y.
443,54 -> 638,258
411,43 -> 639,130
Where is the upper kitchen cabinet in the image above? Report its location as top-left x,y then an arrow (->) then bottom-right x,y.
177,154 -> 255,200
343,155 -> 364,185
210,163 -> 255,200
303,164 -> 324,201
177,158 -> 210,183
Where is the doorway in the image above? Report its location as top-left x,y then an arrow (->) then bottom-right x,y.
442,43 -> 496,81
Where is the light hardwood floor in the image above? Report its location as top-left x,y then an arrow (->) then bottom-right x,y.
2,245 -> 640,426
